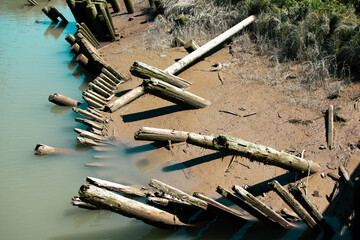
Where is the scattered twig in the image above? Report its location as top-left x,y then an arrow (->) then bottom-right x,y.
218,72 -> 224,85
219,110 -> 241,117
243,112 -> 257,118
225,155 -> 236,172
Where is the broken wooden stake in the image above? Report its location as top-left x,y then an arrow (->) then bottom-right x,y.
327,105 -> 334,150
77,184 -> 189,228
48,93 -> 82,107
233,185 -> 292,229
75,118 -> 103,130
77,136 -> 105,147
269,180 -> 318,230
123,0 -> 135,13
288,184 -> 334,235
134,127 -> 189,142
339,165 -> 354,187
184,40 -> 199,53
72,107 -> 105,122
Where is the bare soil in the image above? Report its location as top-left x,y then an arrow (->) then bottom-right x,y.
98,2 -> 360,224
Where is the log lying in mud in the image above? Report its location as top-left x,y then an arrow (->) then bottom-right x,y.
130,61 -> 192,89
77,184 -> 189,228
216,186 -> 275,225
233,185 -> 292,229
143,78 -> 211,109
74,128 -> 104,142
48,93 -> 82,107
133,127 -> 321,173
77,136 -> 105,147
86,176 -> 156,197
134,127 -> 189,142
75,118 -> 104,130
269,180 -> 318,230
147,196 -> 195,211
89,82 -> 114,99
76,23 -> 100,49
34,144 -> 75,155
72,107 -> 105,123
288,184 -> 334,235
107,15 -> 255,113
85,89 -> 109,102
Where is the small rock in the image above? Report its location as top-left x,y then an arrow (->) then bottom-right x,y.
319,145 -> 327,150
321,173 -> 325,178
348,143 -> 355,150
128,17 -> 134,21
244,185 -> 249,190
313,191 -> 320,197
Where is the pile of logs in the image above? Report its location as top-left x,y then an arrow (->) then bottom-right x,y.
66,0 -> 118,41
72,176 -> 334,235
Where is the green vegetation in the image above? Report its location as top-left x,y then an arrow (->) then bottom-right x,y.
145,0 -> 360,85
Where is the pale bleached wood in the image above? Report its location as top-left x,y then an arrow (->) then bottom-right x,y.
134,127 -> 189,142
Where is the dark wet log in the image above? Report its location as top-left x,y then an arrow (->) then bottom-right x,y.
42,6 -> 59,22
75,118 -> 104,130
50,6 -> 68,23
193,192 -> 248,221
233,185 -> 292,229
164,15 -> 255,75
288,184 -> 334,235
107,0 -> 121,13
34,144 -> 75,155
48,93 -> 82,107
149,179 -> 207,210
213,135 -> 321,173
130,61 -> 192,89
72,107 -> 105,122
74,128 -> 104,142
123,0 -> 135,14
354,177 -> 360,239
216,186 -> 274,225
327,105 -> 334,150
143,78 -> 211,109
187,133 -> 216,150
98,4 -> 115,41
105,85 -> 145,112
87,106 -> 103,115
269,180 -> 318,229
184,40 -> 199,53
134,127 -> 189,142
77,136 -> 105,147
65,33 -> 76,45
78,184 -> 189,228
86,176 -> 155,197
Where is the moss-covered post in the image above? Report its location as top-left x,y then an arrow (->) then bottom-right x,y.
42,7 -> 59,22
175,14 -> 186,25
107,0 -> 121,13
123,0 -> 135,14
99,4 -> 115,41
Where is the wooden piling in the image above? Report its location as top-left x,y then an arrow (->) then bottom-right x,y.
327,105 -> 334,150
107,0 -> 121,13
75,118 -> 104,130
123,0 -> 135,14
65,34 -> 76,45
72,107 -> 105,122
184,40 -> 199,53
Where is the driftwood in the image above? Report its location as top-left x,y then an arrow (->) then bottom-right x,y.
86,176 -> 155,197
71,196 -> 99,210
149,179 -> 207,210
269,180 -> 318,229
216,186 -> 275,225
84,89 -> 108,102
72,107 -> 105,123
134,127 -> 189,142
233,185 -> 292,229
143,78 -> 210,109
327,105 -> 334,150
130,61 -> 192,88
65,33 -> 76,45
187,133 -> 216,150
83,96 -> 105,109
75,118 -> 103,130
74,128 -> 104,142
193,192 -> 248,221
34,144 -> 75,155
77,184 -> 189,228
88,82 -> 114,99
77,136 -> 105,147
48,93 -> 82,107
288,184 -> 334,235
147,196 -> 194,211
106,15 -> 255,113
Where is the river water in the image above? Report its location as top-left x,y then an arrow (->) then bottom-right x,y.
0,1 -> 318,239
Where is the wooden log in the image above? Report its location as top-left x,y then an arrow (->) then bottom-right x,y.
83,96 -> 105,109
86,176 -> 155,197
149,179 -> 207,210
269,180 -> 318,229
105,85 -> 145,112
70,43 -> 81,54
65,33 -> 76,45
130,61 -> 192,89
75,118 -> 104,130
78,184 -> 189,228
42,7 -> 59,22
288,184 -> 334,235
339,165 -> 354,187
193,192 -> 248,221
48,93 -> 82,107
84,1 -> 105,41
89,82 -> 114,99
164,15 -> 255,75
354,177 -> 360,239
94,78 -> 117,91
101,68 -> 123,84
107,0 -> 121,13
77,136 -> 105,146
77,28 -> 98,49
147,196 -> 194,210
80,22 -> 100,48
213,134 -> 321,174
143,78 -> 211,109
184,40 -> 199,53
99,73 -> 120,87
187,133 -> 216,150
34,144 -> 75,155
327,105 -> 334,150
85,90 -> 108,102
134,127 -> 189,142
174,37 -> 185,46
87,107 -> 104,118
72,107 -> 105,122
123,0 -> 135,14
74,128 -> 104,142
49,6 -> 68,23
216,186 -> 274,225
72,196 -> 99,210
233,185 -> 292,229
98,4 -> 116,41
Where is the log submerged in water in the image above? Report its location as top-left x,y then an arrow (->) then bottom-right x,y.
75,118 -> 104,130
49,93 -> 82,107
72,107 -> 105,122
78,184 -> 189,228
34,144 -> 75,155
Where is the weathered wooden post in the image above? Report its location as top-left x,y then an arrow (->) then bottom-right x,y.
123,0 -> 135,14
48,93 -> 82,107
70,43 -> 81,54
107,0 -> 121,13
65,34 -> 76,45
327,105 -> 334,150
34,144 -> 75,155
42,7 -> 59,22
184,40 -> 200,53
